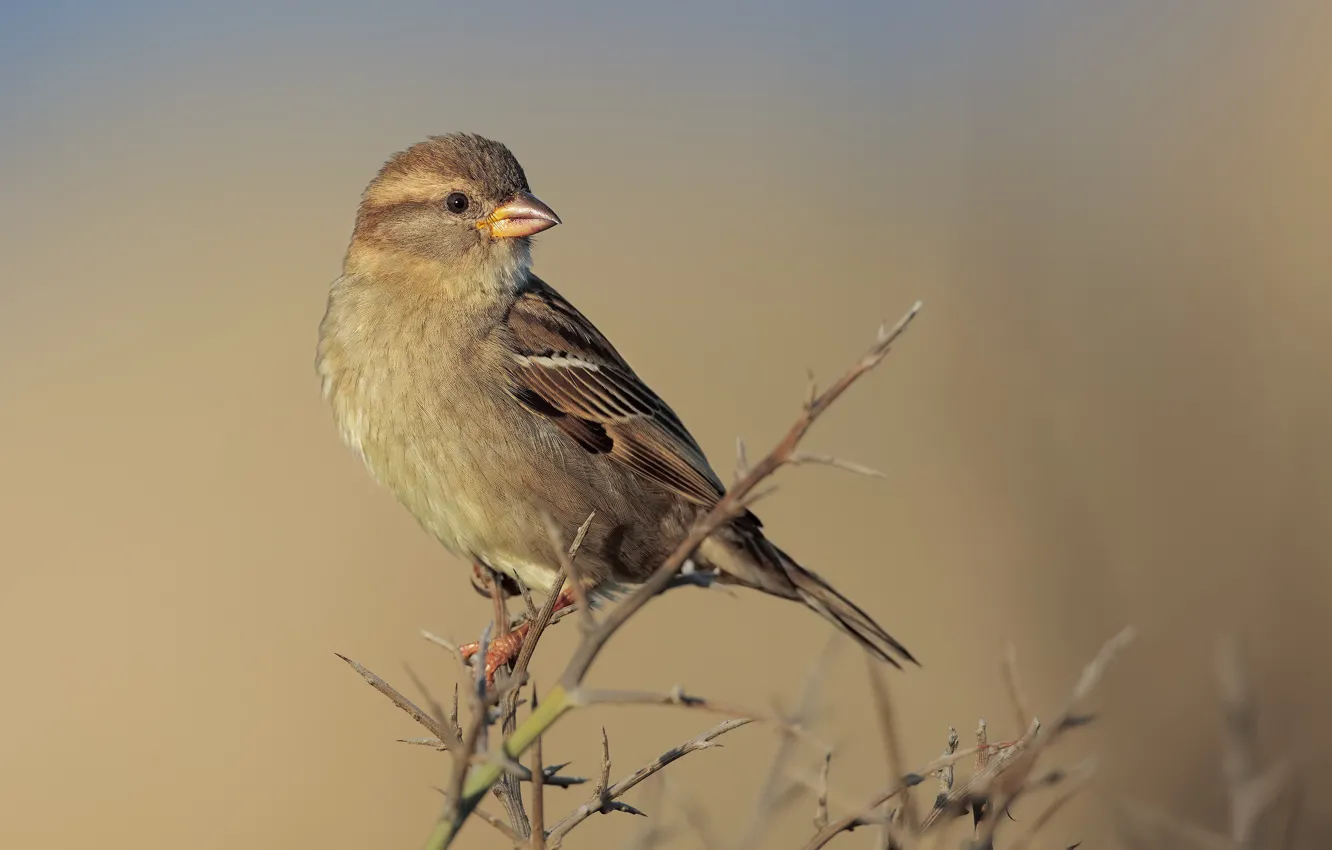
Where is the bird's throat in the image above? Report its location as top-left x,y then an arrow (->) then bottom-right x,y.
345,239 -> 531,306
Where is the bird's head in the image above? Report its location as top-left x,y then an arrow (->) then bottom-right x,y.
346,133 -> 560,286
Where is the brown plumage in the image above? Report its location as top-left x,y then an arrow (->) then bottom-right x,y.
316,133 -> 914,669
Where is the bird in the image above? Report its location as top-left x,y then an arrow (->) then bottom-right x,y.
316,133 -> 915,679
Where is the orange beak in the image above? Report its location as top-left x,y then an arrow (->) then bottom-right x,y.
479,192 -> 561,239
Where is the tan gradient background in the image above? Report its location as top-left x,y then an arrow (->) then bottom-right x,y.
2,1 -> 1330,847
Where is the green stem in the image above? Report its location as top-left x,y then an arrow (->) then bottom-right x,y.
423,684 -> 576,850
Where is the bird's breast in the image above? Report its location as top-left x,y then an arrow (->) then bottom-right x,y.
317,287 -> 504,558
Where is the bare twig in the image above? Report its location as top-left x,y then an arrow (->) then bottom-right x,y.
1002,643 -> 1032,736
443,625 -> 492,822
661,776 -> 722,849
450,684 -> 461,743
596,727 -> 612,808
529,689 -> 546,850
867,657 -> 917,833
922,717 -> 1038,832
498,514 -> 596,715
402,664 -> 449,735
790,452 -> 885,478
802,745 -> 984,850
543,513 -> 596,637
505,512 -> 597,683
1108,639 -> 1300,850
491,512 -> 600,837
421,630 -> 468,672
455,758 -> 584,788
975,719 -> 989,771
566,512 -> 595,560
1067,627 -> 1136,708
620,777 -> 670,850
434,788 -> 523,846
738,637 -> 838,850
487,581 -> 531,836
547,718 -> 751,846
1113,799 -> 1235,850
1220,638 -> 1266,850
336,654 -> 458,749
1218,640 -> 1258,797
806,627 -> 1134,850
1217,640 -> 1299,850
937,727 -> 959,798
493,732 -> 530,834
969,627 -> 1136,847
814,749 -> 832,831
483,550 -> 580,839
515,574 -> 540,620
579,687 -> 761,719
510,571 -> 567,679
1006,758 -> 1097,850
472,625 -> 493,749
398,737 -> 448,749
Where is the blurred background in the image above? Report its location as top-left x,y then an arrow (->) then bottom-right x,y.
2,0 -> 1329,847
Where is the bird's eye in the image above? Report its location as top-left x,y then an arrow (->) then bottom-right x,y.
445,192 -> 470,214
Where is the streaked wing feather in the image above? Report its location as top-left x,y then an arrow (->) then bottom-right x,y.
503,278 -> 725,507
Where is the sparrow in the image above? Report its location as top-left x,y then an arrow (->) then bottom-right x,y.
316,134 -> 914,677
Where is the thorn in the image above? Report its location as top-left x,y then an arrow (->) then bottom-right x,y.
790,452 -> 886,478
398,737 -> 447,749
421,630 -> 465,665
610,801 -> 648,817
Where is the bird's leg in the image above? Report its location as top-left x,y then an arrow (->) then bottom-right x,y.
488,571 -> 510,638
460,583 -> 577,683
470,562 -> 522,600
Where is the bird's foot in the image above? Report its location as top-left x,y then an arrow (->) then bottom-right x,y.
459,586 -> 578,684
460,625 -> 530,685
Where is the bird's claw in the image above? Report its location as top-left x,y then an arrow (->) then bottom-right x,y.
459,625 -> 529,685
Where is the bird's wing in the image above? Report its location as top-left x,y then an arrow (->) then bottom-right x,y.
500,278 -> 727,508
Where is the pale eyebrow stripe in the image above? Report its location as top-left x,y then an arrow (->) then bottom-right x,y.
364,170 -> 450,207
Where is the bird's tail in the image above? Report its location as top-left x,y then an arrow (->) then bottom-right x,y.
700,530 -> 917,668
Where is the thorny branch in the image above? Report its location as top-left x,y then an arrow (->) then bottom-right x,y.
335,654 -> 458,750
490,578 -> 531,834
1113,641 -> 1302,850
546,718 -> 752,847
446,623 -> 495,823
802,626 -> 1137,850
529,690 -> 546,849
734,637 -> 843,850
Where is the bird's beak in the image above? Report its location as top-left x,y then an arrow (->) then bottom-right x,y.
479,192 -> 562,239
